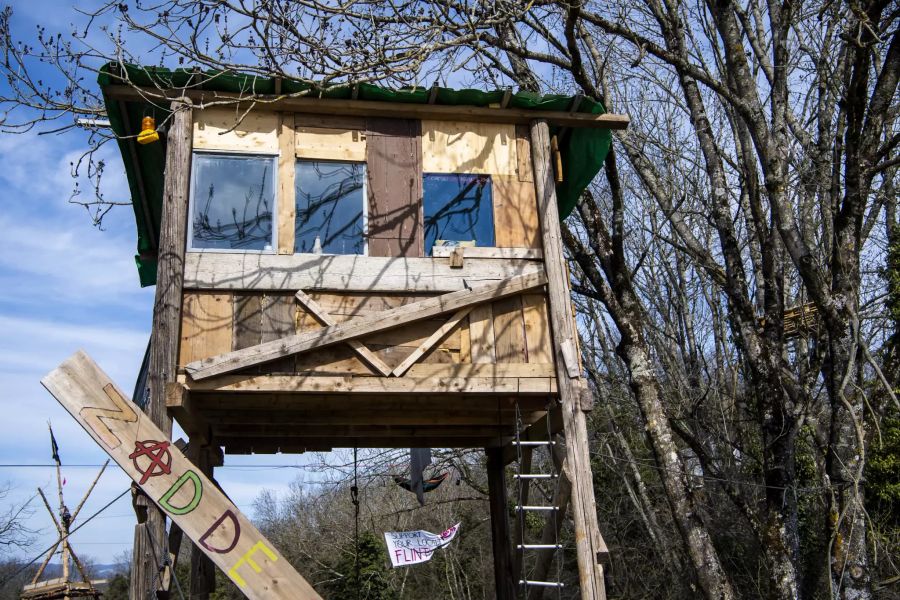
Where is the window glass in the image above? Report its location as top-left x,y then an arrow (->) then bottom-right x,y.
190,154 -> 276,251
423,173 -> 494,254
295,161 -> 366,255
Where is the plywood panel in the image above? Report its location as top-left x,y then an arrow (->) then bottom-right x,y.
179,293 -> 233,366
193,107 -> 278,153
522,293 -> 553,364
277,113 -> 296,254
233,294 -> 262,351
422,120 -> 516,175
492,296 -> 527,363
469,303 -> 496,363
493,175 -> 541,249
295,127 -> 366,161
366,118 -> 423,257
260,294 -> 295,373
515,125 -> 534,182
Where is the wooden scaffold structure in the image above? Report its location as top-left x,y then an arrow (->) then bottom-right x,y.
21,426 -> 108,600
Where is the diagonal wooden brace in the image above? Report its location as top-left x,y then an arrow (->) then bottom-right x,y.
294,290 -> 393,376
185,271 -> 547,381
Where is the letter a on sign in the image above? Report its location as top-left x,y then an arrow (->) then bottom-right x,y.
41,350 -> 323,600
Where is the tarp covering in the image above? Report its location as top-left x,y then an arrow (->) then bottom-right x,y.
98,63 -> 612,286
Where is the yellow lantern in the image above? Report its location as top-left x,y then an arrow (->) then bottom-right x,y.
137,116 -> 159,145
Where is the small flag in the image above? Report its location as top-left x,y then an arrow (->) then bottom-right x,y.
49,424 -> 61,465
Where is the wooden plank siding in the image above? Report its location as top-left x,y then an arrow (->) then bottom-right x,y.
366,118 -> 423,257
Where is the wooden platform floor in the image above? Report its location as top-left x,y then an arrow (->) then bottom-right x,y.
169,387 -> 560,453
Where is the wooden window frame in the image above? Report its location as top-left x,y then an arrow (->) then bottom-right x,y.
187,149 -> 280,255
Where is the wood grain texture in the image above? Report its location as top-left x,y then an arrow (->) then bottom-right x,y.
181,374 -> 556,394
295,126 -> 366,161
179,293 -> 233,367
522,293 -> 553,365
531,119 -> 606,600
294,290 -> 392,376
431,246 -> 541,259
515,125 -> 534,182
277,114 -> 296,254
468,303 -> 496,364
492,175 -> 541,249
185,272 -> 546,379
391,307 -> 473,376
137,99 -> 193,600
366,118 -> 423,257
183,252 -> 544,292
491,296 -> 526,363
233,294 -> 263,351
42,352 -> 322,600
421,120 -> 516,175
193,107 -> 278,153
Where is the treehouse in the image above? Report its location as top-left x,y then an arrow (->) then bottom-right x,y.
100,64 -> 628,600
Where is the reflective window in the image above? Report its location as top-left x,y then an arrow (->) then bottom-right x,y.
423,173 -> 494,254
295,161 -> 366,255
190,153 -> 276,251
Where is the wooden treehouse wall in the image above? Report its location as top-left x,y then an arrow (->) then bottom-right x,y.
180,107 -> 555,382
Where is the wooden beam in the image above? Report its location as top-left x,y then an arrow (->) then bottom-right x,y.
103,84 -> 631,130
42,351 -> 323,600
183,252 -> 544,292
218,436 -> 512,451
392,308 -> 473,376
487,448 -> 516,600
185,272 -> 547,380
294,290 -> 392,376
430,247 -> 543,260
133,98 -> 193,600
531,119 -> 606,600
181,374 -> 556,395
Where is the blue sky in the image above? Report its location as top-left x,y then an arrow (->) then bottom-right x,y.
0,1 -> 306,566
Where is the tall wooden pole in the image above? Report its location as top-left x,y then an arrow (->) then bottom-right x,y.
529,119 -> 607,600
130,98 -> 193,600
486,447 -> 516,600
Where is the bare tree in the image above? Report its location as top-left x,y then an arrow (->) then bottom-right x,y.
0,2 -> 896,599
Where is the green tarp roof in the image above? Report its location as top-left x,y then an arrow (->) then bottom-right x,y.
98,64 -> 611,286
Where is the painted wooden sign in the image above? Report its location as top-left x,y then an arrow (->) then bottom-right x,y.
41,351 -> 322,600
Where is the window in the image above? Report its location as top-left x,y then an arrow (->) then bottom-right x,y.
423,173 -> 494,254
295,160 -> 366,255
189,153 -> 276,251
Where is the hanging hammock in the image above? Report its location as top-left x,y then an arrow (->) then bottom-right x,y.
393,472 -> 450,494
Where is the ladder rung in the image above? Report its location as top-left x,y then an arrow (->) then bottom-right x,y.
520,580 -> 565,588
513,473 -> 557,479
513,440 -> 555,446
517,544 -> 563,550
515,505 -> 558,511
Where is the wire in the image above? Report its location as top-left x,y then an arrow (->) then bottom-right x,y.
351,446 -> 360,600
0,488 -> 131,589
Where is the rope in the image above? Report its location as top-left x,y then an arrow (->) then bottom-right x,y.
351,446 -> 360,600
143,520 -> 186,600
0,488 -> 130,589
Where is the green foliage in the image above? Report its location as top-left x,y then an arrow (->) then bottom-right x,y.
867,415 -> 900,514
103,573 -> 129,600
326,531 -> 394,600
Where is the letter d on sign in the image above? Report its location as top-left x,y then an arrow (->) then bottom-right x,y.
159,470 -> 203,515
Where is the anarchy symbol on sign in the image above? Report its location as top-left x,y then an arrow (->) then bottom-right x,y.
129,440 -> 173,484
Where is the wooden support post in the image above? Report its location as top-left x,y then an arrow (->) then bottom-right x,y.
530,119 -> 607,600
486,447 -> 516,600
188,443 -> 221,600
131,98 -> 193,600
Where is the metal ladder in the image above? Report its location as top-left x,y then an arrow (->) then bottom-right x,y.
513,400 -> 564,598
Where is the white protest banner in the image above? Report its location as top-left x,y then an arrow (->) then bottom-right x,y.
384,523 -> 460,567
